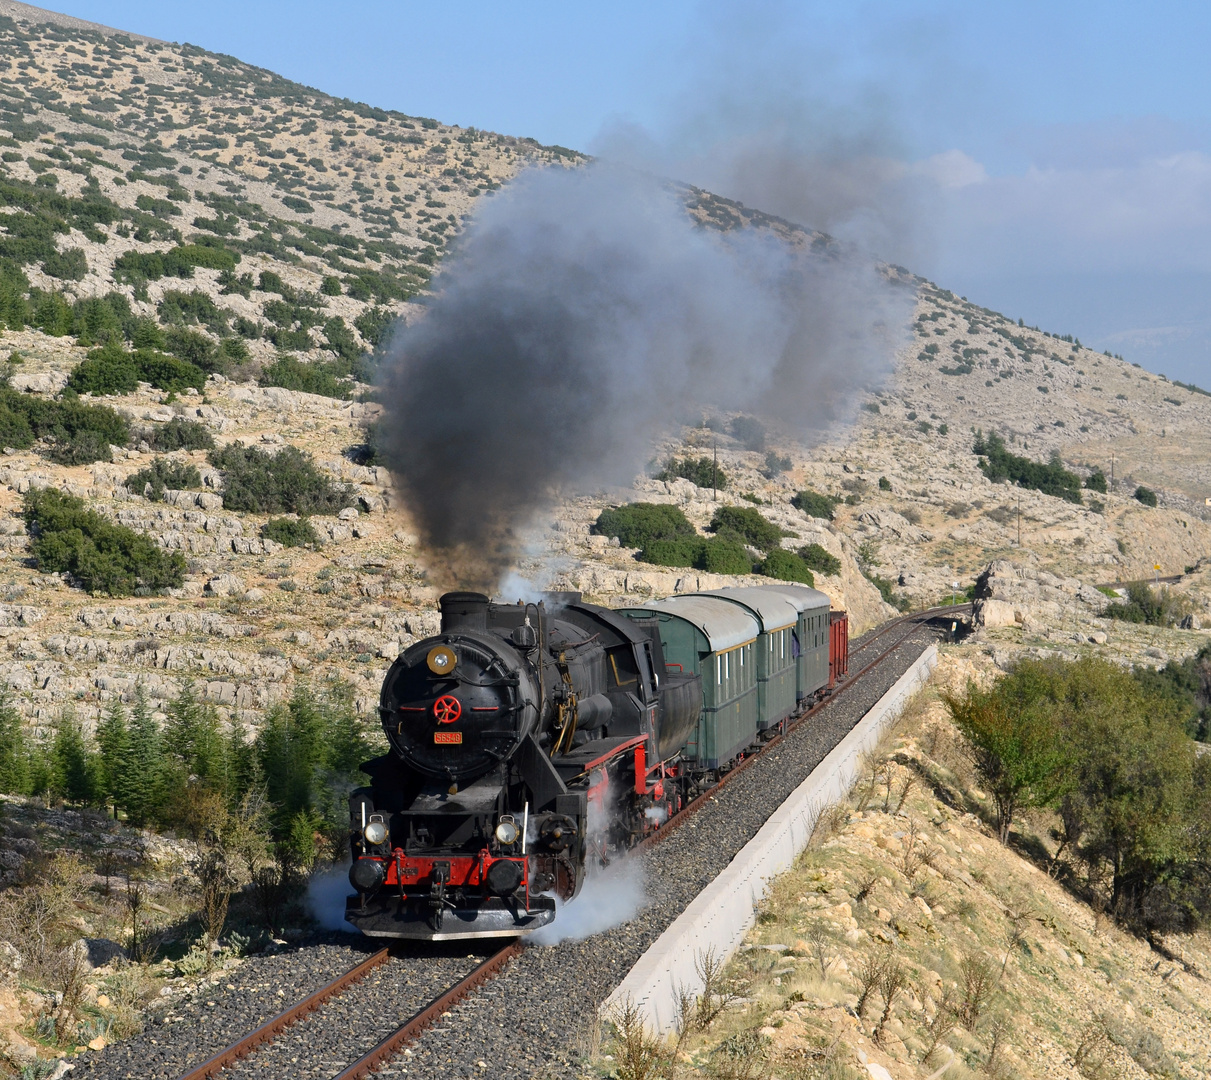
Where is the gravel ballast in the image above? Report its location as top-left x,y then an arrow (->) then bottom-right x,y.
72,938 -> 488,1080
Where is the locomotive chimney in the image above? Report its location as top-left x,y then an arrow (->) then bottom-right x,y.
440,591 -> 490,633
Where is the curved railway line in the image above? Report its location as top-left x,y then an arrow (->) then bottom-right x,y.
78,603 -> 966,1080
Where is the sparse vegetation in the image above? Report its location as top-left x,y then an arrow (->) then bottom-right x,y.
593,503 -> 696,550
791,489 -> 841,521
262,516 -> 319,548
126,458 -> 203,501
208,444 -> 354,515
656,455 -> 729,491
23,486 -> 186,595
973,430 -> 1083,503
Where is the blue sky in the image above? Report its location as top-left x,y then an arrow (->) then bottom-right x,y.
53,1 -> 1211,383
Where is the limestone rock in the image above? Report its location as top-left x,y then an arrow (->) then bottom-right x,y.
974,598 -> 1016,628
204,574 -> 245,597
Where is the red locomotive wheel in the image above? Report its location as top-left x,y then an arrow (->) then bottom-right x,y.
433,695 -> 462,724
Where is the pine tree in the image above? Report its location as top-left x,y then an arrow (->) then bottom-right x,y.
123,684 -> 164,827
49,708 -> 102,805
96,697 -> 130,816
0,687 -> 30,795
164,681 -> 225,790
224,714 -> 258,806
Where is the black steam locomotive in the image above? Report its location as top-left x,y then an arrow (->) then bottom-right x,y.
345,590 -> 701,940
346,584 -> 844,940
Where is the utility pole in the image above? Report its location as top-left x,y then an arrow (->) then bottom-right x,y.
713,441 -> 718,501
1017,491 -> 1021,547
1110,453 -> 1115,489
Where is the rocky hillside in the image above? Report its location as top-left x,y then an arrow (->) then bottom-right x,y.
0,1 -> 1199,739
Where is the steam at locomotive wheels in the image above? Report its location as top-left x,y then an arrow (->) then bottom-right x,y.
346,585 -> 848,940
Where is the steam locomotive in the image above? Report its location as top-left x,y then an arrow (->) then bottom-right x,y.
346,585 -> 847,940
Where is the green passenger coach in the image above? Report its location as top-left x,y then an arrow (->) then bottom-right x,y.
701,588 -> 801,731
752,584 -> 833,704
619,584 -> 836,775
618,595 -> 759,769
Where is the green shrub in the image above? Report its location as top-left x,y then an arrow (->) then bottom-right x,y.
320,275 -> 342,296
757,548 -> 815,585
262,516 -> 319,547
144,417 -> 214,451
878,476 -> 892,491
66,349 -> 138,395
354,305 -> 395,348
799,543 -> 841,576
130,317 -> 167,350
157,288 -> 224,330
164,327 -> 220,372
1102,581 -> 1179,626
696,537 -> 752,574
23,486 -> 185,595
656,456 -> 729,490
72,292 -> 130,346
708,505 -> 784,552
208,444 -> 354,515
867,572 -> 909,611
639,536 -> 702,568
1134,485 -> 1158,507
791,489 -> 840,520
43,247 -> 87,281
174,243 -> 238,272
593,503 -> 695,549
0,401 -> 32,449
972,430 -> 1083,503
258,356 -> 352,399
112,243 -> 238,286
0,386 -> 128,463
1134,644 -> 1211,741
1085,468 -> 1108,493
762,450 -> 791,476
67,344 -> 205,395
127,457 -> 203,500
219,336 -> 249,365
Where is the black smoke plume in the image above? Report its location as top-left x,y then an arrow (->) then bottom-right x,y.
378,162 -> 912,589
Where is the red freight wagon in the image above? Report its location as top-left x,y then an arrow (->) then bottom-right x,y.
829,610 -> 849,688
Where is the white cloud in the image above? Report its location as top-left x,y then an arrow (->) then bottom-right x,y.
911,148 -> 987,189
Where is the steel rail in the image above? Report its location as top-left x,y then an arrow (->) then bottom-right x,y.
178,947 -> 391,1080
330,942 -> 524,1080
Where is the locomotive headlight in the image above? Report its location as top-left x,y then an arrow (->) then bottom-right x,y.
363,819 -> 388,846
494,817 -> 519,845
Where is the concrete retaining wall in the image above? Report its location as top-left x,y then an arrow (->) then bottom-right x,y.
607,643 -> 939,1032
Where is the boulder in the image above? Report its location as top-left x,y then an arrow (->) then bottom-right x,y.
974,598 -> 1016,628
83,938 -> 126,968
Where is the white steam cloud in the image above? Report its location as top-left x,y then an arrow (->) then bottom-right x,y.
529,857 -> 647,946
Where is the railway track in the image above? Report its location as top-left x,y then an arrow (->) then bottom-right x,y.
157,602 -> 964,1080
